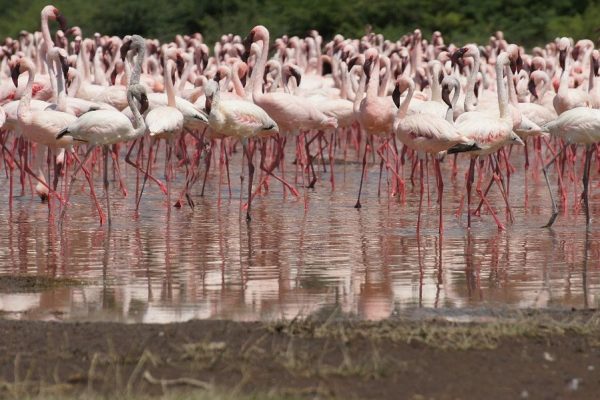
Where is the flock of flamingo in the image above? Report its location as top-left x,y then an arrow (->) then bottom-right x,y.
0,5 -> 599,234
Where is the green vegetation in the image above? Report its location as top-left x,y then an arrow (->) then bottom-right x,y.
0,0 -> 598,47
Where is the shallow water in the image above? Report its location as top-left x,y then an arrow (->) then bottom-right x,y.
0,142 -> 599,322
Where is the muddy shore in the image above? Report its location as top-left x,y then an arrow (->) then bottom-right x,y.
0,309 -> 599,399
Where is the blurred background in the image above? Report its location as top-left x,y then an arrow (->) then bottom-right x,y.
0,0 -> 598,48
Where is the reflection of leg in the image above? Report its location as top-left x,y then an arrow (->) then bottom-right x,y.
61,146 -> 101,225
466,158 -> 475,229
542,144 -> 566,228
417,158 -> 424,234
103,146 -> 112,227
582,145 -> 592,224
243,140 -> 255,222
434,158 -> 444,235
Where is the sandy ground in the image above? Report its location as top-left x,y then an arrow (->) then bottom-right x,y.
0,309 -> 599,399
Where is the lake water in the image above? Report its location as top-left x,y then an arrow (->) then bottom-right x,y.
0,139 -> 598,322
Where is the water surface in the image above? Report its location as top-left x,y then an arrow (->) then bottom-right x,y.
0,144 -> 598,322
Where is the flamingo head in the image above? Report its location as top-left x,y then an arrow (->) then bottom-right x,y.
243,25 -> 269,61
506,44 -> 523,73
592,50 -> 600,77
52,6 -> 68,32
284,64 -> 302,87
392,75 -> 414,108
528,77 -> 538,99
363,48 -> 379,83
557,37 -> 570,70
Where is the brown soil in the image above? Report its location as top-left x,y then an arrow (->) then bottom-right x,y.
1,310 -> 600,399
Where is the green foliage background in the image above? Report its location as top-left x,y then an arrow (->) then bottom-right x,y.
0,0 -> 597,47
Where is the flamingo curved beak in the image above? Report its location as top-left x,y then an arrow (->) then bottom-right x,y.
56,13 -> 68,32
392,83 -> 401,108
451,47 -> 467,67
139,93 -> 149,114
10,64 -> 19,88
528,78 -> 538,99
120,40 -> 132,61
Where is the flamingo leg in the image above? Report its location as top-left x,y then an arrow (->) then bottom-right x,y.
582,145 -> 592,225
354,135 -> 370,209
417,157 -> 424,234
137,138 -> 156,212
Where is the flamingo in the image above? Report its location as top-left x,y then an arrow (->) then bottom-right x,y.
541,107 -> 600,226
203,80 -> 279,220
57,82 -> 149,226
137,56 -> 184,211
12,57 -> 76,203
554,37 -> 590,115
454,51 -> 524,230
393,75 -> 479,234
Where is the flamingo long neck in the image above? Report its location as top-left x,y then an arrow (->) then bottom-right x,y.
165,60 -> 176,107
446,80 -> 460,122
18,64 -> 35,121
128,91 -> 146,138
93,48 -> 107,85
130,45 -> 146,86
378,56 -> 391,96
430,62 -> 442,102
353,67 -> 367,114
252,33 -> 270,99
397,82 -> 415,120
366,56 -> 380,98
589,54 -> 596,93
339,62 -> 348,99
68,69 -> 81,97
558,53 -> 571,97
464,52 -> 480,111
495,60 -> 509,119
41,12 -> 54,52
178,57 -> 193,92
232,62 -> 246,97
81,45 -> 92,81
505,65 -> 518,106
52,57 -> 67,112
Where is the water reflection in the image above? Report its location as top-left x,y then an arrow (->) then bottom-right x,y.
0,150 -> 599,322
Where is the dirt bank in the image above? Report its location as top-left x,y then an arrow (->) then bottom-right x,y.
0,310 -> 599,399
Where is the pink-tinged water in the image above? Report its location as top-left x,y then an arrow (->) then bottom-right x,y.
0,145 -> 599,322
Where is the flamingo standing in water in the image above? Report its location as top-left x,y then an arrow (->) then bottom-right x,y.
541,107 -> 600,227
137,55 -> 184,212
243,25 -> 336,196
393,75 -> 479,234
354,47 -> 398,208
12,57 -> 76,204
203,80 -> 278,221
454,51 -> 524,230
